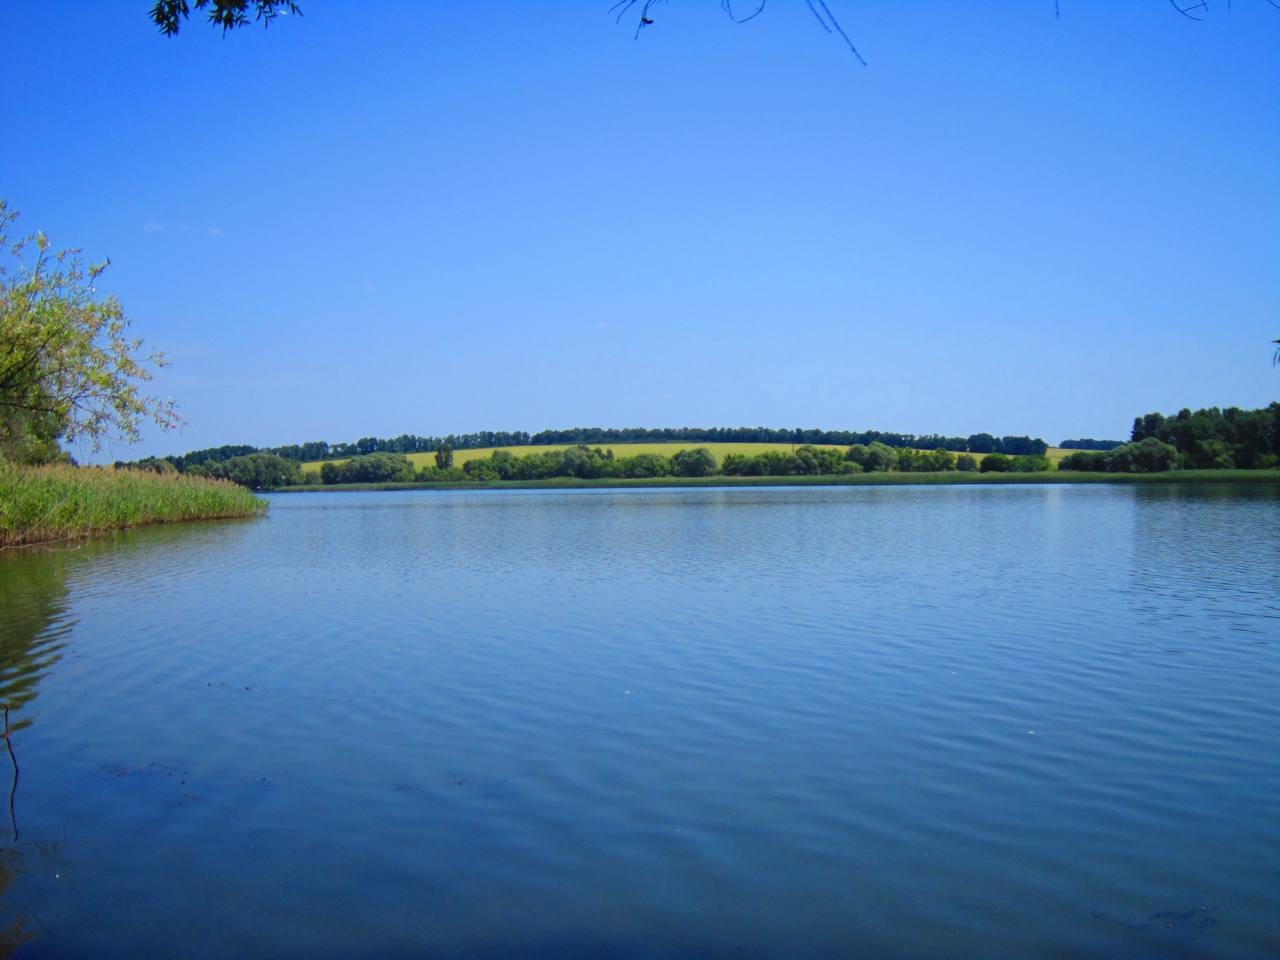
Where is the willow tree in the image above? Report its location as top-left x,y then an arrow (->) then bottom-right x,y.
0,203 -> 181,463
149,0 -> 299,35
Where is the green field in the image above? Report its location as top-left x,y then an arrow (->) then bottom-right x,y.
303,442 -> 1080,473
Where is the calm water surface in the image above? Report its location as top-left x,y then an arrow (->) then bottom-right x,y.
0,484 -> 1277,958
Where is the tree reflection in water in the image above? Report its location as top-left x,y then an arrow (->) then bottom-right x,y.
0,545 -> 77,957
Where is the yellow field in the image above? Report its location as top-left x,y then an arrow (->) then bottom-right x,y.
303,442 -> 1075,473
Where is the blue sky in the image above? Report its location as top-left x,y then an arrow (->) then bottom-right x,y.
4,1 -> 1277,460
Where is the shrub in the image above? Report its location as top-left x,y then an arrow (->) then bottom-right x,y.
1010,455 -> 1051,473
619,453 -> 673,478
417,465 -> 466,482
1101,438 -> 1179,473
1058,451 -> 1106,471
321,453 -> 415,484
205,452 -> 302,489
955,454 -> 978,472
847,441 -> 897,472
980,454 -> 1013,473
672,447 -> 718,477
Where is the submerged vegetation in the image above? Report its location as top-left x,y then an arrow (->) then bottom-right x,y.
0,464 -> 264,548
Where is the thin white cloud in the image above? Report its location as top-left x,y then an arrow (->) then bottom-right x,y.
207,226 -> 223,237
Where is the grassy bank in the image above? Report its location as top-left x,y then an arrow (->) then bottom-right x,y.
275,469 -> 1280,493
0,463 -> 266,548
302,443 -> 1084,473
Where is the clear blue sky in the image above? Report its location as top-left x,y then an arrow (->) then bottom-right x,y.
4,1 -> 1277,460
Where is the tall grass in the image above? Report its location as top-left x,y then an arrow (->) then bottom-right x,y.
0,463 -> 265,548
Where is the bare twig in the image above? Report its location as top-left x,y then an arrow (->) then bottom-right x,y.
804,0 -> 866,64
1169,0 -> 1209,20
4,706 -> 19,843
722,0 -> 768,24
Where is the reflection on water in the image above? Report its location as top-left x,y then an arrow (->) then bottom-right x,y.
0,549 -> 75,730
0,545 -> 82,957
0,484 -> 1276,959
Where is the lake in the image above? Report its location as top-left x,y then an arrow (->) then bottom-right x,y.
0,484 -> 1277,958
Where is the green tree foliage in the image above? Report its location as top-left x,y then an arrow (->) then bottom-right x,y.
896,448 -> 957,472
151,0 -> 300,35
0,203 -> 180,463
434,444 -> 454,470
133,456 -> 178,475
1103,438 -> 1179,473
966,433 -> 998,454
196,452 -> 301,489
320,453 -> 415,485
672,447 -> 718,477
1059,438 -> 1124,451
846,442 -> 897,472
955,454 -> 978,472
719,446 -> 856,477
1059,438 -> 1180,473
979,454 -> 1013,473
1130,404 -> 1280,469
620,453 -> 672,478
1009,455 -> 1050,472
1057,451 -> 1105,471
137,425 -> 1051,471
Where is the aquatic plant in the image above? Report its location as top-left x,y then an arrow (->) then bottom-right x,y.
0,463 -> 264,548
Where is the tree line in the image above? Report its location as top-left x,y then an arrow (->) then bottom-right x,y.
117,427 -> 1049,473
139,406 -> 1280,488
1058,438 -> 1124,451
302,443 -> 1052,488
1058,403 -> 1280,472
1128,404 -> 1280,469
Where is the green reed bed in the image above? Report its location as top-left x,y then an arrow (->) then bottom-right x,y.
0,463 -> 265,548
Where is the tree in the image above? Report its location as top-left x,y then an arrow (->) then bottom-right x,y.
150,0 -> 299,36
979,453 -> 1013,473
1058,450 -> 1106,472
0,203 -> 180,463
321,452 -> 415,484
846,441 -> 896,472
955,454 -> 978,472
966,433 -> 997,454
613,2 -> 1279,66
672,446 -> 718,477
1107,438 -> 1178,473
435,444 -> 454,470
205,452 -> 301,489
1009,454 -> 1051,472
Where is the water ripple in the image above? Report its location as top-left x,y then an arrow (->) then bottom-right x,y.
0,484 -> 1276,958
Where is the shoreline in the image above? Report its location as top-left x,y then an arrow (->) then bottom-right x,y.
270,469 -> 1280,493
